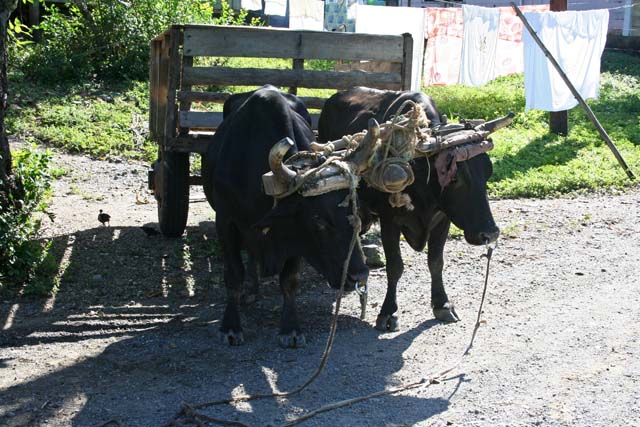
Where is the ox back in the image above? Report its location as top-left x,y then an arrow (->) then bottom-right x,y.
202,86 -> 368,347
318,86 -> 499,331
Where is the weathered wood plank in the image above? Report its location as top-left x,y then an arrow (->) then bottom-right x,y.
156,36 -> 171,142
183,26 -> 405,62
178,90 -> 327,110
167,136 -> 213,154
149,39 -> 161,141
300,97 -> 326,110
290,58 -> 304,95
163,29 -> 182,147
401,33 -> 413,91
179,111 -> 224,129
178,90 -> 232,104
179,55 -> 193,135
183,66 -> 402,90
179,111 -> 323,131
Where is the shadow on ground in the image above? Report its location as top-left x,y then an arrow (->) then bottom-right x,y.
1,222 -> 452,426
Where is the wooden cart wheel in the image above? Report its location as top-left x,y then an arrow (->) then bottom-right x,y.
155,151 -> 190,237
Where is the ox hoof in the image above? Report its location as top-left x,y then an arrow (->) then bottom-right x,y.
375,315 -> 400,332
433,303 -> 460,323
220,330 -> 244,346
278,331 -> 306,349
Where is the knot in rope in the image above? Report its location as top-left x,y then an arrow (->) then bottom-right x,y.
360,100 -> 428,209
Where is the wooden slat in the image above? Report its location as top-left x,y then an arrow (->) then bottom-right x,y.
183,66 -> 402,90
178,90 -> 232,104
178,111 -> 323,132
290,58 -> 304,95
310,114 -> 320,130
168,135 -> 216,154
178,91 -> 327,110
401,33 -> 413,91
179,55 -> 193,135
301,96 -> 326,110
179,111 -> 224,129
163,29 -> 182,147
183,26 -> 405,62
149,39 -> 161,141
156,35 -> 170,142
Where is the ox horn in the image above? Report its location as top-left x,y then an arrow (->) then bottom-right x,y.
346,118 -> 380,174
474,111 -> 515,134
268,137 -> 297,184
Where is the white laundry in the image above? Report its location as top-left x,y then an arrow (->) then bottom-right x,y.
523,9 -> 609,111
264,0 -> 287,17
459,5 -> 500,87
290,0 -> 324,31
355,5 -> 425,92
240,0 -> 262,11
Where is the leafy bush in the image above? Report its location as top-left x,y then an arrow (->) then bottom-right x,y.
0,146 -> 53,291
16,0 -> 259,83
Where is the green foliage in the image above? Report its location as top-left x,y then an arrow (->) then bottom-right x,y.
15,0 -> 261,83
7,79 -> 156,161
0,146 -> 52,291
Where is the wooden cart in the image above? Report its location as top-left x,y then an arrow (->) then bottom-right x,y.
148,24 -> 414,237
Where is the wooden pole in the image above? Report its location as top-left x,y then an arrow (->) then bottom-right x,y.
512,2 -> 636,181
549,0 -> 567,135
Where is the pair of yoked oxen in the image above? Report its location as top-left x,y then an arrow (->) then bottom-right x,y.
202,85 -> 507,348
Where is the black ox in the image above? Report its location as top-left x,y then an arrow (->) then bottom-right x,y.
318,86 -> 500,331
203,86 -> 369,347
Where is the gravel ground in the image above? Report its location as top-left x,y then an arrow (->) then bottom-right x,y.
1,146 -> 639,427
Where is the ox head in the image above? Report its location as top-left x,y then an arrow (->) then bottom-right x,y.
257,123 -> 380,290
436,150 -> 500,246
427,115 -> 515,246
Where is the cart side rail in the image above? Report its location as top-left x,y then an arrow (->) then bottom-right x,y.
150,25 -> 414,154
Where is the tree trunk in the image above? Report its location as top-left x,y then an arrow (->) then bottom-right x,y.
0,0 -> 20,213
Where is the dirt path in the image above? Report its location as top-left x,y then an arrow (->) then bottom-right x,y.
1,147 -> 639,427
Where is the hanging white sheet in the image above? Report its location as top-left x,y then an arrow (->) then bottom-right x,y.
290,0 -> 325,31
523,9 -> 609,111
264,0 -> 287,17
355,5 -> 425,91
240,0 -> 262,11
459,5 -> 500,87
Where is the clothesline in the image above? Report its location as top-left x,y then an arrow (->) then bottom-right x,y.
420,0 -> 639,11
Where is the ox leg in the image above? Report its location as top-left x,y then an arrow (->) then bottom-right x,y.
376,217 -> 403,332
429,220 -> 459,322
278,257 -> 306,348
219,225 -> 245,346
242,253 -> 260,305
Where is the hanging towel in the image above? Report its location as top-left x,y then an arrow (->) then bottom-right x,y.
325,0 -> 360,32
459,5 -> 500,87
240,0 -> 262,11
355,5 -> 425,91
290,0 -> 324,30
423,7 -> 464,86
264,0 -> 287,16
523,9 -> 609,112
494,4 -> 549,79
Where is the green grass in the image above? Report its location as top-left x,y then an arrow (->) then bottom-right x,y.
7,51 -> 640,198
7,78 -> 155,162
